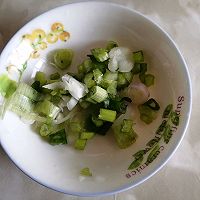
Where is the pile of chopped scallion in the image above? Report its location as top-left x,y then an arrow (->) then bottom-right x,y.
0,41 -> 160,150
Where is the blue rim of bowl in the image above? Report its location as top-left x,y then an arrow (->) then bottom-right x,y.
0,1 -> 192,197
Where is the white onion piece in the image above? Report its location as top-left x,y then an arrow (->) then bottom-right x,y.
67,97 -> 78,111
108,47 -> 133,72
62,74 -> 88,100
126,82 -> 150,105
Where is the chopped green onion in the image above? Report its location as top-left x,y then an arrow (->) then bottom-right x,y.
74,139 -> 87,150
53,49 -> 73,70
112,117 -> 137,149
49,129 -> 67,145
121,119 -> 133,133
35,99 -> 60,118
80,167 -> 92,176
35,71 -> 46,86
106,41 -> 118,51
107,81 -> 117,96
89,86 -> 108,103
79,100 -> 91,109
80,132 -> 95,140
140,63 -> 147,74
93,68 -> 103,84
50,72 -> 60,80
17,83 -> 41,101
132,63 -> 147,75
143,98 -> 160,110
144,74 -> 155,87
133,50 -> 144,63
123,72 -> 133,83
83,59 -> 93,72
31,81 -> 42,93
132,63 -> 141,74
91,48 -> 109,62
104,70 -> 118,82
138,104 -> 157,124
10,93 -> 35,113
117,72 -> 128,89
0,74 -> 17,98
98,108 -> 116,122
84,73 -> 96,88
69,121 -> 82,133
92,115 -> 104,127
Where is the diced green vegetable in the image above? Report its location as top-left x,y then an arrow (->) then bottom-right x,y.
84,73 -> 96,88
87,55 -> 108,73
50,72 -> 60,80
9,93 -> 35,114
92,115 -> 104,127
49,129 -> 67,145
91,48 -> 109,62
106,96 -> 130,114
83,59 -> 93,73
133,50 -> 144,63
89,86 -> 108,103
35,71 -> 46,86
107,81 -> 117,96
132,63 -> 147,75
140,63 -> 147,74
80,167 -> 92,176
112,118 -> 137,149
79,100 -> 91,109
74,139 -> 87,150
117,73 -> 129,89
31,81 -> 42,93
132,63 -> 141,74
123,72 -> 133,83
85,115 -> 112,135
121,119 -> 133,133
35,99 -> 60,118
106,41 -> 118,51
17,83 -> 41,101
53,49 -> 73,70
93,68 -> 103,84
104,70 -> 118,82
138,104 -> 157,124
143,98 -> 160,110
0,74 -> 17,98
80,132 -> 95,140
98,108 -> 116,122
69,121 -> 83,133
144,74 -> 155,87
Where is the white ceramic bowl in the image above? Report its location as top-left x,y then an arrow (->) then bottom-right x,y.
0,1 -> 191,197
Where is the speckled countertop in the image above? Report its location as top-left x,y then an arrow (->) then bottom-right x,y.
0,0 -> 200,200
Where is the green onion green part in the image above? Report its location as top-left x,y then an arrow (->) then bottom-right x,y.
91,48 -> 109,62
80,132 -> 95,140
90,86 -> 108,103
80,167 -> 92,176
133,50 -> 144,63
74,139 -> 87,150
98,108 -> 116,122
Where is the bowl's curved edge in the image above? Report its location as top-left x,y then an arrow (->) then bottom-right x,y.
0,1 -> 192,197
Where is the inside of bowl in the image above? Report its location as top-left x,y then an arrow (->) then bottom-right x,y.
0,2 -> 190,195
